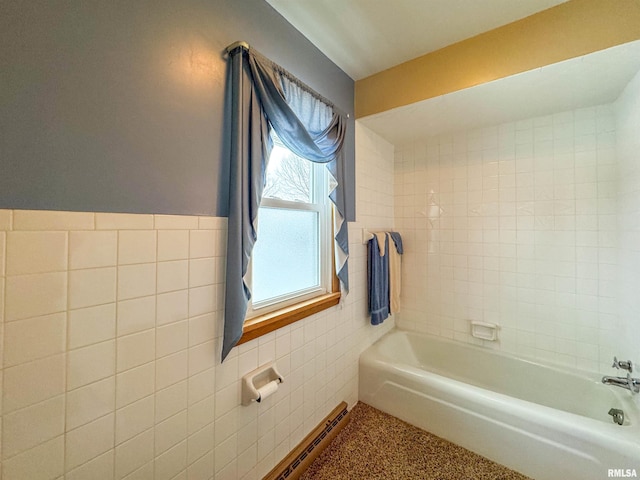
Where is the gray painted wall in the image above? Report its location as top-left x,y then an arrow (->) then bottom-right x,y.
0,0 -> 355,219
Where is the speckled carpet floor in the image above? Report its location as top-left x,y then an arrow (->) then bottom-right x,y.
300,402 -> 531,480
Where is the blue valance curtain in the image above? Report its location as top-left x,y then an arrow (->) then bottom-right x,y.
222,45 -> 349,361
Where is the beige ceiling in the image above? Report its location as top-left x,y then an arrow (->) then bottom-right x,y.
265,0 -> 568,80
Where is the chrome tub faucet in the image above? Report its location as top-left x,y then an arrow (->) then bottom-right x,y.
602,373 -> 640,394
612,356 -> 633,373
603,356 -> 639,395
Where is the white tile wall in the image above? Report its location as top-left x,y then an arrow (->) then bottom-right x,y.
395,104 -> 624,373
0,123 -> 394,479
615,68 -> 640,375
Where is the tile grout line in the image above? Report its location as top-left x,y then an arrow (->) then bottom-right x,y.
0,210 -> 11,470
63,223 -> 71,477
152,220 -> 158,479
112,226 -> 121,480
188,228 -> 194,360
185,225 -> 196,477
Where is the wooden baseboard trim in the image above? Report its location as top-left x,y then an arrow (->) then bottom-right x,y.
263,401 -> 350,480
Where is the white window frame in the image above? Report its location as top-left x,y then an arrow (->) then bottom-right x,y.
244,139 -> 333,319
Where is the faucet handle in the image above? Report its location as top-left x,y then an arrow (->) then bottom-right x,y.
612,356 -> 633,373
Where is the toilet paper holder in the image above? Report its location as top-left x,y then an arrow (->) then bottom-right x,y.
241,362 -> 283,406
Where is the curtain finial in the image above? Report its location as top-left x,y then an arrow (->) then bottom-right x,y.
225,41 -> 249,55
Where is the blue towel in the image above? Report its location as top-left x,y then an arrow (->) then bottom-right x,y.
368,234 -> 390,325
389,232 -> 403,255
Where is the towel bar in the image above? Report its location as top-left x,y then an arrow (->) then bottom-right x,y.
362,228 -> 390,244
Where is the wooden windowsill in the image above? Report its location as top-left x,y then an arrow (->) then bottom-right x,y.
238,291 -> 341,345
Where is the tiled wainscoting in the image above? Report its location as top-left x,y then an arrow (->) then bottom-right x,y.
0,210 -> 331,479
0,123 -> 396,480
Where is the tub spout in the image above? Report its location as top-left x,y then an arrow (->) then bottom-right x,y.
602,373 -> 640,395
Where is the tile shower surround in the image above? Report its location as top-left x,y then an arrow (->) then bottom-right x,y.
394,100 -> 638,376
616,68 -> 640,386
0,124 -> 396,480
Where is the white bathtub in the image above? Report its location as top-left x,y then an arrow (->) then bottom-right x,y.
359,329 -> 640,480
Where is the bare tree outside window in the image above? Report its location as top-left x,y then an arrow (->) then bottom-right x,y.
263,148 -> 312,203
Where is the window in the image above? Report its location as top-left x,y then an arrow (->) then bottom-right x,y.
247,133 -> 332,314
239,133 -> 340,342
222,46 -> 349,360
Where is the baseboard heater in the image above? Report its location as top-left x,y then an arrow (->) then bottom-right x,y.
263,401 -> 350,480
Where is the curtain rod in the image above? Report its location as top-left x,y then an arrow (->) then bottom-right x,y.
223,40 -> 349,119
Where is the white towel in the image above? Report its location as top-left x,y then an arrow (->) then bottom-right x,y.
374,232 -> 387,256
388,235 -> 401,314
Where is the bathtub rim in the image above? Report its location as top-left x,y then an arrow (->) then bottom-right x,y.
362,327 -> 640,431
370,327 -> 633,386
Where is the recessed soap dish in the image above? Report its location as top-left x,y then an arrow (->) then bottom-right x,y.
470,321 -> 500,341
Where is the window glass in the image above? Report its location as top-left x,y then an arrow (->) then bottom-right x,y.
251,207 -> 319,304
247,133 -> 331,315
